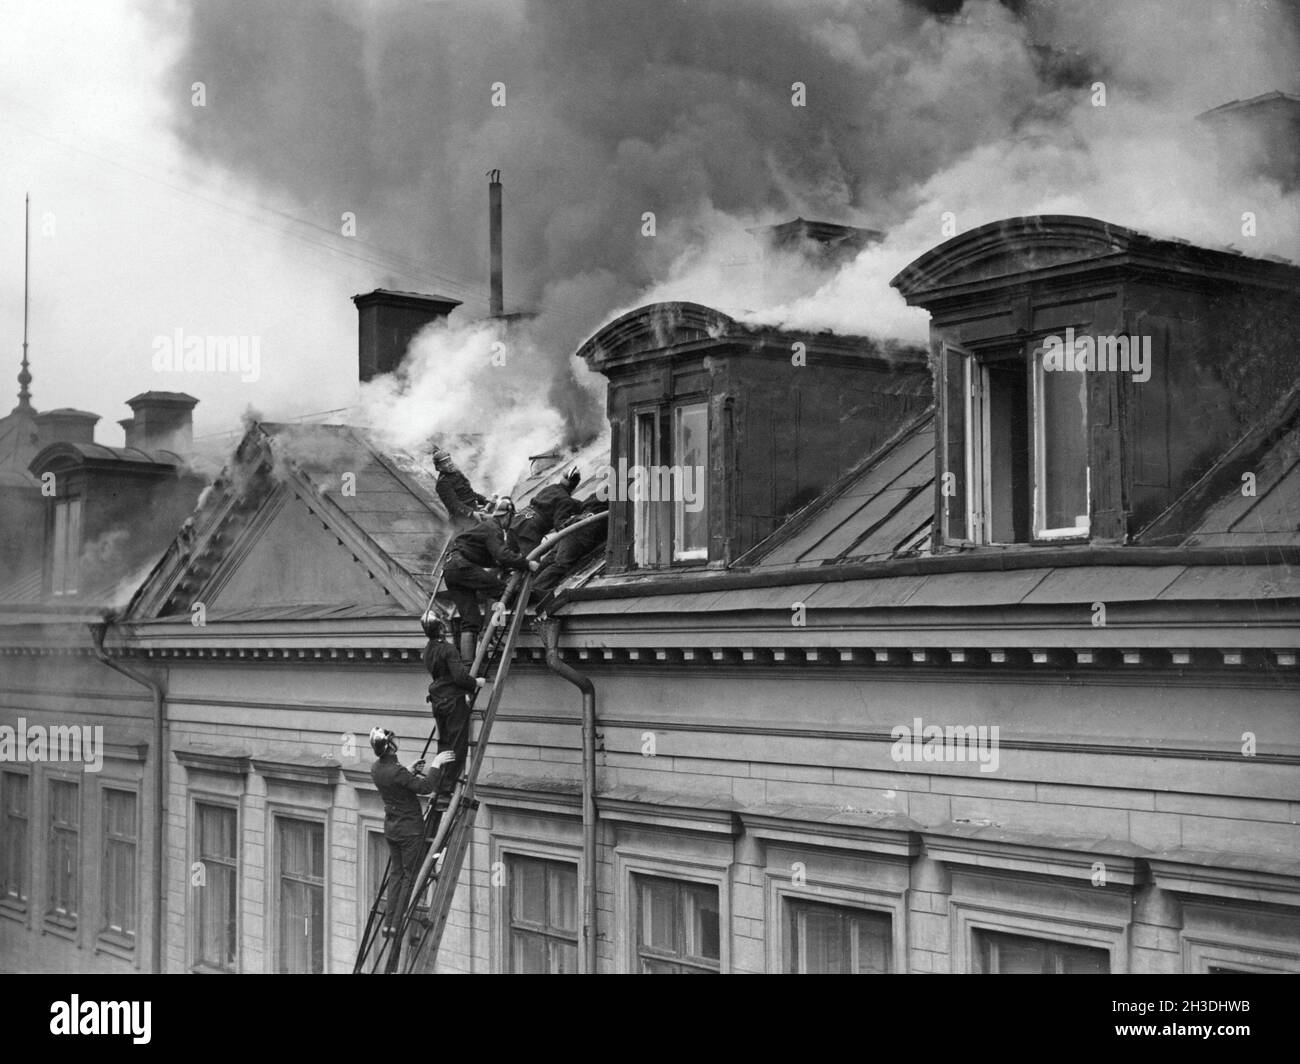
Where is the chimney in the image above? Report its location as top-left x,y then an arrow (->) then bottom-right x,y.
746,218 -> 884,306
352,289 -> 462,383
489,169 -> 503,317
1198,91 -> 1300,193
34,408 -> 99,446
124,392 -> 198,453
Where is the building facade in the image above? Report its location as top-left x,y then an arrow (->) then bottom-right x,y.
2,217 -> 1297,975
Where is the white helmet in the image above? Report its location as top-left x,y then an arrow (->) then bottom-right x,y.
369,727 -> 395,756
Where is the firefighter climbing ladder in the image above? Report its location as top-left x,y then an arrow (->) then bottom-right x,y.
353,511 -> 606,975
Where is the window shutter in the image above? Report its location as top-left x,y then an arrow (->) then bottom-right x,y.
940,342 -> 971,543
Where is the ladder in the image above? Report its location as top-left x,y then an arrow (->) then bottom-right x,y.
353,510 -> 606,974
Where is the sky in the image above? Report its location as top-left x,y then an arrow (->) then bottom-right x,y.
2,0 -> 1297,490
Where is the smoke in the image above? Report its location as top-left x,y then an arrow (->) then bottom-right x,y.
162,0 -> 1300,479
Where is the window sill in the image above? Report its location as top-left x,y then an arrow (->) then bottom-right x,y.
42,915 -> 78,941
0,899 -> 28,923
95,930 -> 137,960
189,962 -> 236,975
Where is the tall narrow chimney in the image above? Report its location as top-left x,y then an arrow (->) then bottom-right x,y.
488,169 -> 503,317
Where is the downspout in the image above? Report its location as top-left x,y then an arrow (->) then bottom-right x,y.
541,617 -> 597,974
90,616 -> 167,974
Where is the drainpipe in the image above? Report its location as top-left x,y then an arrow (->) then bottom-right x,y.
90,615 -> 167,975
541,617 -> 597,974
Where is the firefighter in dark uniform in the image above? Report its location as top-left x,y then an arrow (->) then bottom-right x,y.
530,495 -> 610,607
442,496 -> 539,661
513,468 -> 582,557
368,727 -> 454,971
420,612 -> 483,791
432,448 -> 489,529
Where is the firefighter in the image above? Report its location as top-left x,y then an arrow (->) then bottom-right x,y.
513,468 -> 582,557
368,727 -> 454,971
531,495 -> 609,606
432,448 -> 489,528
442,496 -> 539,661
420,611 -> 483,790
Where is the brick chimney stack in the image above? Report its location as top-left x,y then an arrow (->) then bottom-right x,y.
352,289 -> 462,382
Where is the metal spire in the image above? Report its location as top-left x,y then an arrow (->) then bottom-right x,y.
16,193 -> 32,411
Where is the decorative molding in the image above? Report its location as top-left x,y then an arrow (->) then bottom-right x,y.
742,806 -> 920,860
923,830 -> 1143,888
173,745 -> 251,776
250,754 -> 342,787
597,785 -> 741,837
1149,854 -> 1300,909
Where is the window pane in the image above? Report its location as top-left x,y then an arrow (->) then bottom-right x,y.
977,930 -> 1109,974
1,773 -> 29,902
633,412 -> 664,566
673,403 -> 708,560
789,900 -> 891,974
102,790 -> 137,936
639,878 -> 678,952
506,856 -> 579,974
684,884 -> 720,961
511,931 -> 548,974
52,502 -> 68,592
367,831 -> 388,911
800,909 -> 846,974
853,914 -> 891,974
511,858 -> 546,925
1035,354 -> 1089,534
548,863 -> 578,933
195,804 -> 238,970
48,780 -> 78,919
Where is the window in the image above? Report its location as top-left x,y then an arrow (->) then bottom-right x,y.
634,874 -> 720,973
672,403 -> 708,561
631,401 -> 709,566
50,497 -> 82,595
101,789 -> 137,940
632,411 -> 663,567
277,817 -> 325,974
194,803 -> 238,971
366,829 -> 388,916
47,779 -> 79,926
1,772 -> 29,907
1031,349 -> 1090,538
786,900 -> 891,974
947,342 -> 1089,545
506,855 -> 579,973
975,929 -> 1109,973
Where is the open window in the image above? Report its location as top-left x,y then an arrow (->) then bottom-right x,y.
943,342 -> 1089,545
631,400 -> 709,566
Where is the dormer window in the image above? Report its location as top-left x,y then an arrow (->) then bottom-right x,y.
632,399 -> 709,566
954,342 -> 1089,545
50,496 -> 82,595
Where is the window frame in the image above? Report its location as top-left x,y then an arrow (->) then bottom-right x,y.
45,775 -> 81,934
614,846 -> 731,974
974,927 -> 1111,974
632,872 -> 722,974
99,785 -> 139,947
271,812 -> 328,975
670,401 -> 709,563
785,896 -> 894,975
762,855 -> 908,975
1030,345 -> 1091,540
956,341 -> 1091,545
629,398 -> 709,568
504,853 -> 581,974
49,495 -> 83,596
190,798 -> 240,974
951,896 -> 1128,973
0,769 -> 31,917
